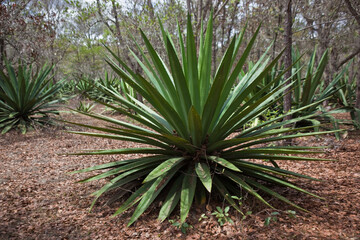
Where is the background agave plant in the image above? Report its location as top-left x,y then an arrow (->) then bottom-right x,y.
335,62 -> 360,129
70,14 -> 336,226
291,47 -> 350,127
0,60 -> 64,133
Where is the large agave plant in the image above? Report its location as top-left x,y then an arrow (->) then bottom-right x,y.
70,15 -> 336,226
0,60 -> 63,133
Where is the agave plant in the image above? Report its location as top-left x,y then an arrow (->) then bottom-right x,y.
76,76 -> 95,98
59,79 -> 77,97
335,62 -> 360,129
119,78 -> 136,104
0,60 -> 63,133
96,71 -> 123,102
69,14 -> 336,226
291,47 -> 350,128
238,59 -> 284,124
76,101 -> 95,113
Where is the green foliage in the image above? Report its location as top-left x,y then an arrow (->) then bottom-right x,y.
76,101 -> 95,113
76,76 -> 94,97
198,213 -> 208,222
337,64 -> 356,108
264,210 -> 296,226
335,64 -> 360,129
75,72 -> 130,104
168,219 -> 193,234
119,78 -> 136,105
286,210 -> 297,218
69,14 -> 336,226
211,206 -> 234,226
291,47 -> 349,130
0,60 -> 63,134
59,79 -> 77,97
94,72 -> 122,102
264,211 -> 280,226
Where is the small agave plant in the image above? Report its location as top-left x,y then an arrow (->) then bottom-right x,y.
0,60 -> 63,133
69,14 -> 335,226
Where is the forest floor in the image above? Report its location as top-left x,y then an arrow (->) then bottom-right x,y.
0,105 -> 359,240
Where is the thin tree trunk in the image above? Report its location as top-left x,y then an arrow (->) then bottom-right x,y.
147,0 -> 155,21
0,38 -> 5,70
111,0 -> 122,45
97,0 -> 120,55
356,66 -> 360,109
272,1 -> 283,60
284,0 -> 292,117
226,1 -> 239,47
220,5 -> 226,55
212,23 -> 217,76
186,0 -> 191,15
283,0 -> 293,145
195,0 -> 203,50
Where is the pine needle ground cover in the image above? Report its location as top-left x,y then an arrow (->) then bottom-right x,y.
68,15 -> 338,226
1,116 -> 359,239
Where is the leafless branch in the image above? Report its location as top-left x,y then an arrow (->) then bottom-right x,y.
293,17 -> 356,34
344,0 -> 360,26
336,47 -> 360,70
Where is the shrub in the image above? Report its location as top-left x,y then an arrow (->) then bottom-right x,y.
70,14 -> 335,226
0,60 -> 63,133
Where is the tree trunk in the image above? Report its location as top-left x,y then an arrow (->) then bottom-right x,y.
283,0 -> 293,145
226,1 -> 239,47
220,5 -> 226,55
356,67 -> 360,110
147,0 -> 155,21
284,0 -> 292,118
186,0 -> 191,15
0,38 -> 5,71
212,22 -> 217,76
272,0 -> 283,60
195,0 -> 203,50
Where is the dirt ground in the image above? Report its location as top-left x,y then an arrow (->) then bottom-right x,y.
0,109 -> 359,239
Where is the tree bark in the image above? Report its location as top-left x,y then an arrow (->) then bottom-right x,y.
284,0 -> 292,118
272,1 -> 283,60
283,0 -> 293,145
220,4 -> 226,55
147,0 -> 155,21
356,64 -> 360,112
344,0 -> 360,25
195,0 -> 203,50
186,0 -> 191,15
0,38 -> 5,71
226,1 -> 239,47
